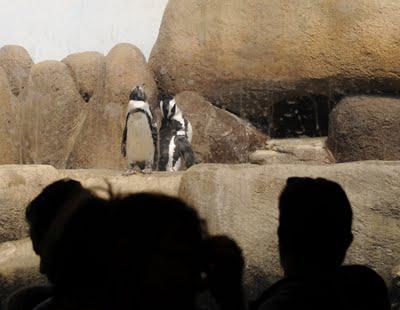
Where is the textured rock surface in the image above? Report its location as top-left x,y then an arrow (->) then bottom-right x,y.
0,165 -> 182,242
21,61 -> 87,169
0,165 -> 60,243
61,52 -> 110,168
327,96 -> 400,162
179,162 -> 400,298
62,51 -> 106,104
250,138 -> 334,165
105,43 -> 158,108
150,0 -> 400,130
0,68 -> 19,164
175,92 -> 266,163
0,238 -> 45,303
0,45 -> 33,97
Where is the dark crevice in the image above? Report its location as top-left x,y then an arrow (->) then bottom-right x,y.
268,95 -> 336,138
80,91 -> 92,103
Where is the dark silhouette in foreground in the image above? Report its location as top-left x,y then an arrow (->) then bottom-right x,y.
12,191 -> 245,310
254,177 -> 390,310
3,179 -> 95,310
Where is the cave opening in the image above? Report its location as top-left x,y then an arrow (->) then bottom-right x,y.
268,95 -> 333,139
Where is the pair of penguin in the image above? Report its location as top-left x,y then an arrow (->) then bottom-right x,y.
121,86 -> 195,175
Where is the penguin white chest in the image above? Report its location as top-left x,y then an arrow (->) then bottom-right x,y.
126,113 -> 154,163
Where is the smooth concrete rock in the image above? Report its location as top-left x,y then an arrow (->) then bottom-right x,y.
0,45 -> 33,97
0,165 -> 60,243
0,165 -> 182,242
179,162 -> 400,298
21,61 -> 87,169
175,92 -> 266,163
0,238 -> 45,303
61,170 -> 182,198
150,0 -> 400,130
328,96 -> 400,162
0,68 -> 19,164
62,51 -> 106,103
84,43 -> 159,170
61,52 -> 110,169
250,138 -> 334,165
105,43 -> 158,108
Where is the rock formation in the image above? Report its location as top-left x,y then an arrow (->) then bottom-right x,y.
175,91 -> 266,163
150,0 -> 400,131
327,96 -> 400,162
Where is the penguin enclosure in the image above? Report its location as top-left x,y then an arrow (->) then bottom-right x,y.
0,0 -> 400,308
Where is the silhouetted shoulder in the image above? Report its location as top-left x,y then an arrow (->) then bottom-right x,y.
337,265 -> 390,310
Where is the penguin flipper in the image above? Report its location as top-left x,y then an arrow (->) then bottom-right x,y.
176,136 -> 196,169
121,113 -> 129,157
151,121 -> 159,170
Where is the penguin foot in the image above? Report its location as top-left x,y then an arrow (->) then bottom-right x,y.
142,168 -> 153,175
122,168 -> 137,176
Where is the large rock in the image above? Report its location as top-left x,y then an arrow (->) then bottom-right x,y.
179,162 -> 400,298
0,45 -> 33,97
250,138 -> 334,165
0,165 -> 60,243
61,52 -> 109,168
175,92 -> 266,163
105,43 -> 158,108
150,1 -> 400,131
0,238 -> 45,303
327,96 -> 400,162
0,68 -> 19,164
21,61 -> 87,168
0,165 -> 182,242
62,51 -> 106,104
81,43 -> 159,169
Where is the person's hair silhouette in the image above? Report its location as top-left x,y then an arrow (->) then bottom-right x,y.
254,177 -> 390,310
278,177 -> 353,277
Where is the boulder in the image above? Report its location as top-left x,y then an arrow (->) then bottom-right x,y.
61,170 -> 182,198
175,91 -> 266,163
0,45 -> 33,96
62,51 -> 106,103
61,52 -> 109,168
327,96 -> 400,162
0,68 -> 19,164
250,138 -> 334,165
179,162 -> 400,298
83,43 -> 159,169
105,43 -> 158,108
0,165 -> 182,242
0,165 -> 60,243
0,238 -> 45,303
150,0 -> 400,131
21,61 -> 87,168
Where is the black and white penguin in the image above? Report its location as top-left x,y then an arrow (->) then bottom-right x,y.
159,95 -> 195,172
121,86 -> 158,175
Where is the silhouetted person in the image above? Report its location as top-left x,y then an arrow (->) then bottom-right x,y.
31,193 -> 245,310
254,177 -> 390,310
103,193 -> 246,310
3,179 -> 96,310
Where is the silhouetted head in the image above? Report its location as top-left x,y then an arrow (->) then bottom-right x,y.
106,193 -> 204,310
42,195 -> 109,301
278,177 -> 353,277
160,95 -> 180,120
26,179 -> 92,258
129,85 -> 147,102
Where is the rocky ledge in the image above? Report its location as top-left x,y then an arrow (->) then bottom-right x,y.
0,162 -> 399,301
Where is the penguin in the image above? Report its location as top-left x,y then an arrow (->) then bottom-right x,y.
121,86 -> 158,175
160,95 -> 193,143
159,95 -> 195,172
